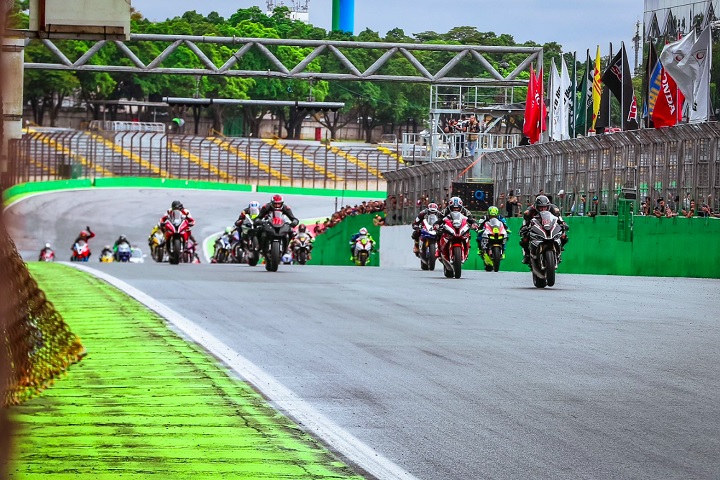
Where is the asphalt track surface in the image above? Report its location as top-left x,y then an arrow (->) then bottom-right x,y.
6,190 -> 720,480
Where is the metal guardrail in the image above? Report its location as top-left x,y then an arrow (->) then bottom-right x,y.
4,131 -> 402,191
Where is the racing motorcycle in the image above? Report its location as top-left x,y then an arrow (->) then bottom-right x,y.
212,232 -> 233,264
352,235 -> 374,266
163,209 -> 191,265
480,218 -> 508,272
292,232 -> 313,265
114,242 -> 132,263
437,212 -> 471,279
149,228 -> 166,263
527,210 -> 564,288
419,213 -> 438,271
99,249 -> 114,263
39,248 -> 55,262
184,237 -> 200,264
258,211 -> 292,272
71,240 -> 91,262
237,216 -> 260,266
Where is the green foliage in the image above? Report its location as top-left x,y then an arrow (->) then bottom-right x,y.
21,7 -> 550,136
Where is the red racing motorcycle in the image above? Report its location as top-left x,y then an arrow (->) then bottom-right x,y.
437,212 -> 471,279
163,209 -> 191,265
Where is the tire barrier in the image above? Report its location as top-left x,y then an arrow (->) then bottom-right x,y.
0,222 -> 85,406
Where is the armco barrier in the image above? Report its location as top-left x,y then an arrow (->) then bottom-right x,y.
309,214 -> 381,266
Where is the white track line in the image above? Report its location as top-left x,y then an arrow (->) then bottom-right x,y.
68,263 -> 418,480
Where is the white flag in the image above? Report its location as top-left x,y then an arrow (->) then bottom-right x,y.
550,60 -> 564,141
685,26 -> 712,122
560,57 -> 572,139
659,31 -> 696,102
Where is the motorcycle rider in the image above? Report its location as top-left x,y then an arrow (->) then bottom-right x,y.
71,226 -> 95,254
113,234 -> 130,251
255,194 -> 300,253
291,223 -> 314,260
38,243 -> 54,261
235,200 -> 261,229
476,206 -> 510,256
433,197 -> 478,258
100,244 -> 114,260
519,194 -> 569,264
349,227 -> 376,261
159,200 -> 197,246
212,226 -> 235,263
411,202 -> 441,256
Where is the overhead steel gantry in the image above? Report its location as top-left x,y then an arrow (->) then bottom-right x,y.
14,32 -> 543,86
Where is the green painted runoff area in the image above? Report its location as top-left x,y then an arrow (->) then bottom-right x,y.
9,263 -> 364,480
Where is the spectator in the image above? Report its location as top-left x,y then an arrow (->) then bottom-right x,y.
653,198 -> 669,217
681,200 -> 696,218
373,214 -> 385,226
588,196 -> 600,217
682,193 -> 692,212
466,115 -> 480,158
505,190 -> 519,217
639,199 -> 650,216
571,194 -> 586,216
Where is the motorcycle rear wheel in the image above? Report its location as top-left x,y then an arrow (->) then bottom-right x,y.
544,250 -> 556,287
452,246 -> 462,279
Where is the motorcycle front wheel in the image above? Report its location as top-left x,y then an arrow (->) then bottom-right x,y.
358,251 -> 368,266
544,249 -> 556,287
297,249 -> 307,265
491,246 -> 502,272
267,241 -> 281,272
169,238 -> 181,265
452,245 -> 462,279
427,243 -> 436,271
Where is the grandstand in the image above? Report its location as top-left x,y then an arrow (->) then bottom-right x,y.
9,127 -> 401,191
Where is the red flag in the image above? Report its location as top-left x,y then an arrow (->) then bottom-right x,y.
652,66 -> 684,128
523,64 -> 539,142
537,67 -> 547,134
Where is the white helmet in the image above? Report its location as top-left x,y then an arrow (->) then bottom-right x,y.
359,227 -> 368,235
45,243 -> 51,249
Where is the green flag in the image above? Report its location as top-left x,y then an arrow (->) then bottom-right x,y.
575,51 -> 592,136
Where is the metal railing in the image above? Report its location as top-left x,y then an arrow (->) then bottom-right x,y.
5,131 -> 402,191
486,123 -> 720,214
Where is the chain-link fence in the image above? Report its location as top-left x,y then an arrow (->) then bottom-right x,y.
4,130 -> 402,191
487,123 -> 720,215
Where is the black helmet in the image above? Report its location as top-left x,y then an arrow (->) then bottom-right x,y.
298,224 -> 307,233
535,195 -> 550,212
171,200 -> 183,210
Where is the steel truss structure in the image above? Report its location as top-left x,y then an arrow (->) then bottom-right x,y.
15,32 -> 542,85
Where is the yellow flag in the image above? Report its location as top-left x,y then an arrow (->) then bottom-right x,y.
591,45 -> 602,131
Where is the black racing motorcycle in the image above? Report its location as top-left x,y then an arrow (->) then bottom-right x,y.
527,210 -> 564,288
257,211 -> 293,272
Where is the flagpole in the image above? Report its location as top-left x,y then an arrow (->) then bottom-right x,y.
572,51 -> 577,138
621,43 -> 626,131
586,50 -> 590,136
608,42 -> 613,131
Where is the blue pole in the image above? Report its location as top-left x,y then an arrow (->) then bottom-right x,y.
338,0 -> 354,34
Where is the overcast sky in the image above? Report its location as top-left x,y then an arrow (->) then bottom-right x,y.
131,0 -> 641,60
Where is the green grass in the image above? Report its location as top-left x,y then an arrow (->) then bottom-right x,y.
9,263 -> 364,479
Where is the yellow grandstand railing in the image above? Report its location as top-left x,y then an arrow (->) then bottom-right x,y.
28,130 -> 113,177
376,145 -> 404,164
325,145 -> 382,178
263,139 -> 343,182
208,137 -> 290,182
88,132 -> 172,178
167,140 -> 234,181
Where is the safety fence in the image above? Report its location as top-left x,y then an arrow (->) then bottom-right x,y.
486,122 -> 720,215
383,123 -> 720,224
3,130 -> 402,192
383,156 -> 472,225
0,222 -> 85,406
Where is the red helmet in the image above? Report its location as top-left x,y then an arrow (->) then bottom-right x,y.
271,194 -> 284,210
80,230 -> 89,238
